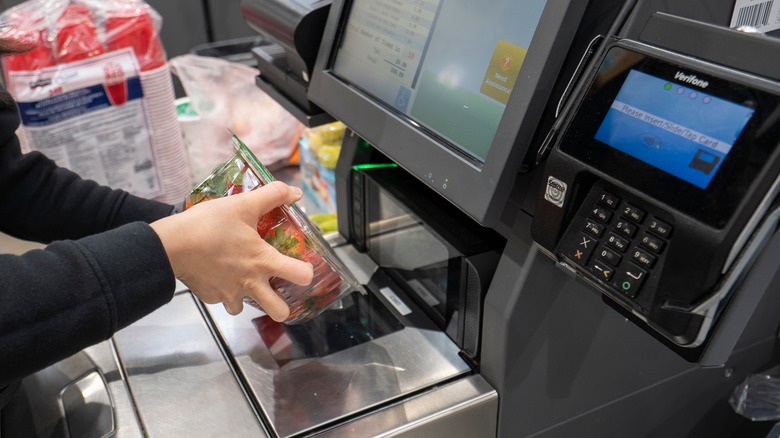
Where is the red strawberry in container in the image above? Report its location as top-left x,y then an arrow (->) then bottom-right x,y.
302,249 -> 342,299
265,217 -> 311,264
185,132 -> 362,324
267,246 -> 345,323
226,181 -> 245,196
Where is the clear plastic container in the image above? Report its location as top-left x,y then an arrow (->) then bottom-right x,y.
185,132 -> 362,324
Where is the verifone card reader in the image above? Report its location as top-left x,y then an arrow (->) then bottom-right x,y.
531,21 -> 780,361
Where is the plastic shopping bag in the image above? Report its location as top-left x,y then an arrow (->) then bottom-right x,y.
170,54 -> 304,185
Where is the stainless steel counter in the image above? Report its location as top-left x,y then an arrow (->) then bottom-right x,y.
3,243 -> 497,437
1,336 -> 144,438
114,291 -> 266,437
205,294 -> 473,436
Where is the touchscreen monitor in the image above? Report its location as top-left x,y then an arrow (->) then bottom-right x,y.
309,0 -> 597,228
594,69 -> 755,189
331,0 -> 548,161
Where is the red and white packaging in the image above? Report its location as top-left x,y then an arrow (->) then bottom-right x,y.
0,0 -> 190,204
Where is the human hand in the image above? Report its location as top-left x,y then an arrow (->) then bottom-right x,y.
150,181 -> 314,321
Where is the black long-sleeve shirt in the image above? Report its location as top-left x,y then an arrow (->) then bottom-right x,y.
0,86 -> 177,387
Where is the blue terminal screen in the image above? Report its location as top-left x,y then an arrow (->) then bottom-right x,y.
594,70 -> 755,189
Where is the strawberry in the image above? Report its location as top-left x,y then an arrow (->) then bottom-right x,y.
287,297 -> 315,320
301,249 -> 323,265
184,194 -> 215,210
309,267 -> 342,298
264,222 -> 306,258
256,208 -> 286,235
226,182 -> 244,196
296,249 -> 343,299
312,287 -> 342,308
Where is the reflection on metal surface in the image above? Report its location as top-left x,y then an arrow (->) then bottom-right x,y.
1,341 -> 143,437
371,223 -> 453,271
252,291 -> 403,367
206,286 -> 471,437
114,293 -> 266,437
332,243 -> 378,285
316,375 -> 498,437
60,371 -> 114,438
369,214 -> 421,238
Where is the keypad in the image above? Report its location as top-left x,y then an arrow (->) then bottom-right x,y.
560,188 -> 673,300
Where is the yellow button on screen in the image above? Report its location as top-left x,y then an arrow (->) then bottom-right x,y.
480,40 -> 527,104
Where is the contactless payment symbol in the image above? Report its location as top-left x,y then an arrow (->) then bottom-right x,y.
545,176 -> 567,208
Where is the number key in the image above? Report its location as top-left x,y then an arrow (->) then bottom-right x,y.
648,217 -> 673,238
615,219 -> 638,238
584,219 -> 605,237
631,247 -> 656,268
598,246 -> 622,266
640,233 -> 665,253
598,192 -> 620,209
606,233 -> 629,253
622,204 -> 646,224
592,206 -> 613,223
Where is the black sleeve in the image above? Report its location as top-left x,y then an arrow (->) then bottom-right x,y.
0,86 -> 177,386
0,222 -> 175,388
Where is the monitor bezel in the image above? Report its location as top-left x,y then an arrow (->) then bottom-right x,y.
308,0 -> 590,226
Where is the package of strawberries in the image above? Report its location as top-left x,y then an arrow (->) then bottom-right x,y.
185,132 -> 363,324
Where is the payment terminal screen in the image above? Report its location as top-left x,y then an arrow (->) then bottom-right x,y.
595,70 -> 755,189
332,0 -> 548,161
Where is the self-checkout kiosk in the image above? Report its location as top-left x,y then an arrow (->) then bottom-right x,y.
6,0 -> 780,437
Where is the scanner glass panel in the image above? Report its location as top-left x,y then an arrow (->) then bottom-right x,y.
252,292 -> 403,368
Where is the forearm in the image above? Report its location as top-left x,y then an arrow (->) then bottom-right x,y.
0,222 -> 175,387
0,151 -> 173,243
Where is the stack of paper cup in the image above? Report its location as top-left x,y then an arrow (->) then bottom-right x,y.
140,63 -> 192,204
174,97 -> 205,186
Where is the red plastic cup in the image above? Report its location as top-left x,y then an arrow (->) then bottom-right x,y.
2,28 -> 55,72
0,11 -> 55,72
54,5 -> 106,64
105,8 -> 166,72
103,62 -> 127,105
